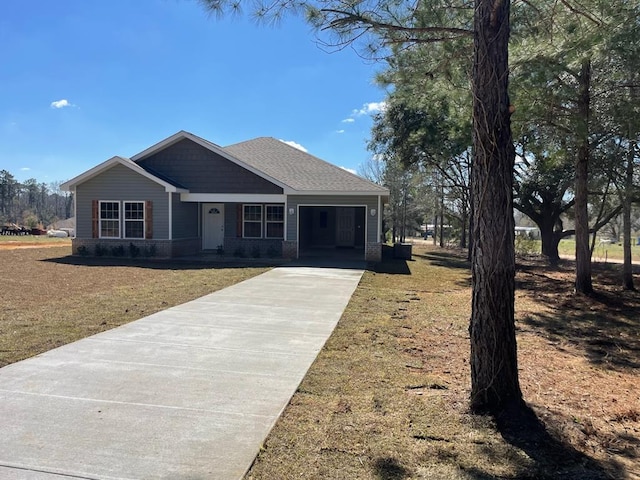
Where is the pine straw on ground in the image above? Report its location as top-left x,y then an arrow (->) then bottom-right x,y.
245,244 -> 639,480
0,246 -> 268,367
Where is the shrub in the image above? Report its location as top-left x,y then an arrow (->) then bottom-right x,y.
142,244 -> 157,258
95,244 -> 108,256
266,245 -> 280,258
515,234 -> 538,256
111,245 -> 125,257
233,245 -> 246,258
251,245 -> 261,258
129,243 -> 141,258
216,244 -> 224,255
77,245 -> 89,256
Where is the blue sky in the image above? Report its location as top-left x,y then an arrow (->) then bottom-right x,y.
1,0 -> 387,184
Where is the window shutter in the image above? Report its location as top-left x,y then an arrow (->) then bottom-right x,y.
145,201 -> 153,239
92,200 -> 98,238
236,204 -> 242,237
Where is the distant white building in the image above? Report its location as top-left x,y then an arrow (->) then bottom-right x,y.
515,226 -> 540,239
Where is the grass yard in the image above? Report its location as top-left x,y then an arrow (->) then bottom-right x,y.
1,243 -> 638,479
558,238 -> 640,263
0,245 -> 268,367
515,237 -> 640,263
0,235 -> 72,248
245,244 -> 640,480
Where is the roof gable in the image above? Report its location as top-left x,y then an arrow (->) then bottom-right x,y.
131,131 -> 290,191
61,156 -> 185,192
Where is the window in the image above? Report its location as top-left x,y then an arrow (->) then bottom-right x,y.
99,201 -> 120,238
95,200 -> 149,239
265,205 -> 284,238
124,201 -> 145,239
243,204 -> 262,238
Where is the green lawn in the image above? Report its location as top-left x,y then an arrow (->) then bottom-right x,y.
516,237 -> 640,262
558,238 -> 640,262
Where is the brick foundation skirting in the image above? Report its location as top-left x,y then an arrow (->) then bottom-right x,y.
365,242 -> 382,262
71,238 -> 200,258
282,241 -> 297,259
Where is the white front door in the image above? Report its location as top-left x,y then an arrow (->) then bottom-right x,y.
336,207 -> 355,247
203,203 -> 224,250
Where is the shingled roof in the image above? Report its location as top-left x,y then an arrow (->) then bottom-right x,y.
223,137 -> 388,194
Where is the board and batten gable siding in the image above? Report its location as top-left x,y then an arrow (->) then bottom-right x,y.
75,163 -> 170,239
137,139 -> 284,195
286,195 -> 380,243
171,193 -> 199,239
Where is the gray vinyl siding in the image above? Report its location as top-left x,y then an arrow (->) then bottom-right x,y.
171,193 -> 199,239
223,203 -> 237,239
137,139 -> 284,195
75,163 -> 169,239
286,195 -> 380,243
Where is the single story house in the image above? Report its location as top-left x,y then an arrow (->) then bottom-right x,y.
61,131 -> 389,261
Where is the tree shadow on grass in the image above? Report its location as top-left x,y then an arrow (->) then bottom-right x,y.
370,245 -> 412,275
517,261 -> 640,371
41,255 -> 290,271
489,402 -> 626,480
413,249 -> 470,271
372,457 -> 411,480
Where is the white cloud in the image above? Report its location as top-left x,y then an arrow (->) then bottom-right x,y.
280,139 -> 308,152
50,99 -> 72,109
342,101 -> 387,124
353,101 -> 387,117
340,166 -> 357,175
336,129 -> 345,134
20,167 -> 31,171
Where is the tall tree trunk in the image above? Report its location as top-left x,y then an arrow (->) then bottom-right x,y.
574,58 -> 593,294
433,213 -> 438,246
469,0 -> 522,413
622,138 -> 636,290
439,185 -> 445,247
539,220 -> 561,266
460,210 -> 468,249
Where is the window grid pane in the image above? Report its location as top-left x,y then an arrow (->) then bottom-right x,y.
99,202 -> 120,237
244,222 -> 262,238
244,205 -> 262,221
265,205 -> 284,239
266,222 -> 284,239
125,221 -> 144,239
125,202 -> 144,220
100,220 -> 120,238
100,202 -> 119,220
244,205 -> 262,238
266,205 -> 284,222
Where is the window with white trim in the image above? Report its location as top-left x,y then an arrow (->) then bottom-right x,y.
243,204 -> 262,238
99,201 -> 120,238
124,201 -> 145,239
265,205 -> 284,238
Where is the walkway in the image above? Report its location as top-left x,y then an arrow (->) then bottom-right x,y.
0,264 -> 364,479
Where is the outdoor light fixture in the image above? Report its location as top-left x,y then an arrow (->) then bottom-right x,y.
370,209 -> 376,216
288,208 -> 295,215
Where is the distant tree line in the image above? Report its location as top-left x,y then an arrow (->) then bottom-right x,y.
0,170 -> 73,228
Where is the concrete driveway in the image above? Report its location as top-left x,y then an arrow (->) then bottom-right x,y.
0,264 -> 364,479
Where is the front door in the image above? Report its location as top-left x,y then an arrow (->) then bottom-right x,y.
336,207 -> 355,247
203,203 -> 224,250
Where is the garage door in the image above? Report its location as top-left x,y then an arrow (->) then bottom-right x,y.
298,206 -> 366,259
